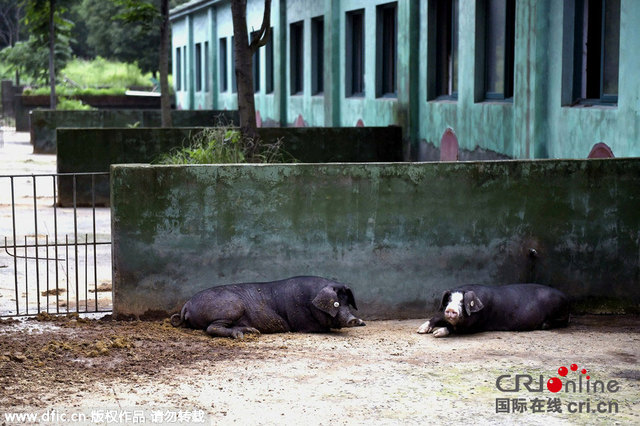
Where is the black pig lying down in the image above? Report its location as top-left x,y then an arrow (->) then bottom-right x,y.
417,284 -> 569,337
171,276 -> 365,338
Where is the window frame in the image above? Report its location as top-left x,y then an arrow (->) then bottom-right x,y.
311,16 -> 324,96
195,42 -> 202,92
482,0 -> 515,101
175,47 -> 182,92
231,36 -> 237,93
251,31 -> 261,93
290,20 -> 304,96
346,9 -> 365,97
204,41 -> 209,92
429,0 -> 459,101
182,46 -> 187,92
265,27 -> 274,94
219,38 -> 228,93
570,0 -> 620,105
376,2 -> 398,98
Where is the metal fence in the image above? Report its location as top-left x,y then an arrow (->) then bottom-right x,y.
0,173 -> 112,317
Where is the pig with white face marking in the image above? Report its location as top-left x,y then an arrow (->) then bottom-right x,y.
417,284 -> 570,337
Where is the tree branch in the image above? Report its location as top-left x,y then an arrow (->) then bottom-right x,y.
249,0 -> 271,53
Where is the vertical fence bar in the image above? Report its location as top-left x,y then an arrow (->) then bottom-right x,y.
53,175 -> 60,314
65,234 -> 69,313
10,177 -> 19,314
23,236 -> 28,315
73,175 -> 79,313
84,234 -> 88,312
32,175 -> 41,313
92,174 -> 98,311
46,234 -> 50,312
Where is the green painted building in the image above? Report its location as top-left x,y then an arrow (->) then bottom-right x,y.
170,0 -> 639,160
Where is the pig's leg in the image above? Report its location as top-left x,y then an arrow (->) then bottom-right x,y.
432,327 -> 450,337
417,312 -> 448,334
205,320 -> 260,339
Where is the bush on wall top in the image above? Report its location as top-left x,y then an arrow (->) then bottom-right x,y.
156,127 -> 295,165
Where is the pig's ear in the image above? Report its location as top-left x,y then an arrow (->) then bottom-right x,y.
312,286 -> 340,317
463,291 -> 484,316
344,286 -> 358,310
439,291 -> 452,310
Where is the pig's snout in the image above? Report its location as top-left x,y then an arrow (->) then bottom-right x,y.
445,308 -> 459,322
347,317 -> 366,327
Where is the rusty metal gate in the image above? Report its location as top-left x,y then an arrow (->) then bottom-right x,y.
0,173 -> 112,317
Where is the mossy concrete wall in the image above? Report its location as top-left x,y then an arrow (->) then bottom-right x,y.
111,159 -> 640,320
15,94 -> 165,132
31,109 -> 238,153
56,126 -> 402,206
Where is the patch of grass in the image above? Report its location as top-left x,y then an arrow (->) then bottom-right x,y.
158,128 -> 246,164
19,57 -> 162,97
56,97 -> 95,110
23,86 -> 127,96
61,57 -> 153,89
156,125 -> 295,165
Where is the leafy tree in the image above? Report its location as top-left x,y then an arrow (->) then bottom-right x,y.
115,0 -> 171,127
77,0 -> 159,74
231,0 -> 271,142
0,34 -> 70,85
22,0 -> 74,108
0,0 -> 23,49
0,0 -> 24,83
64,1 -> 90,58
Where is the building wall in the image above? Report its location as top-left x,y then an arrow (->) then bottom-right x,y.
170,0 -> 640,160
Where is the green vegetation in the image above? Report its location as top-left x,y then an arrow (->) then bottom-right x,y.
23,86 -> 127,96
0,36 -> 72,86
56,97 -> 95,110
15,57 -> 159,97
157,127 -> 294,164
61,57 -> 153,89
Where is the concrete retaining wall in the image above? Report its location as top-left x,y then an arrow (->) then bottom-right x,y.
110,159 -> 640,320
15,94 -> 166,132
56,126 -> 403,206
32,109 -> 238,153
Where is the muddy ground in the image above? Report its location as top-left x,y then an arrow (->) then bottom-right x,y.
0,314 -> 638,425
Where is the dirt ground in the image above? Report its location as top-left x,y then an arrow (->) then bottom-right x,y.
0,314 -> 638,425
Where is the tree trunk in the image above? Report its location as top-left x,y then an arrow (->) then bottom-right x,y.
159,0 -> 172,127
231,0 -> 271,144
231,0 -> 256,139
48,0 -> 56,109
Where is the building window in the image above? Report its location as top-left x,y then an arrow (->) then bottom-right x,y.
175,47 -> 182,91
430,0 -> 458,99
311,16 -> 324,95
204,41 -> 209,92
483,0 -> 515,100
219,38 -> 227,92
251,31 -> 261,93
346,9 -> 365,97
290,21 -> 304,95
265,27 -> 274,94
573,0 -> 620,104
182,46 -> 187,91
376,2 -> 397,97
231,36 -> 237,93
195,42 -> 202,92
